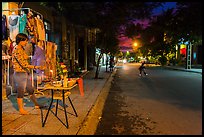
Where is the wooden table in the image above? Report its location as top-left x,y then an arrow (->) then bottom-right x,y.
38,83 -> 78,128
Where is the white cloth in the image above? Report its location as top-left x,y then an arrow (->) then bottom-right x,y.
8,14 -> 20,41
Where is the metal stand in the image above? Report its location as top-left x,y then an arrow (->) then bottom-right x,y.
7,57 -> 14,95
186,42 -> 192,69
3,56 -> 15,96
35,75 -> 45,96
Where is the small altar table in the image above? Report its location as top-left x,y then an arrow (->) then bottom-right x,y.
38,83 -> 78,128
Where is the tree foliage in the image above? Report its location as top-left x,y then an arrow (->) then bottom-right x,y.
175,2 -> 202,44
126,2 -> 202,65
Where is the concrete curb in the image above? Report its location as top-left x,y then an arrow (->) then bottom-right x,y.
77,69 -> 117,135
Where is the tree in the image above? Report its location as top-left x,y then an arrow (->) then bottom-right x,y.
136,7 -> 179,65
125,23 -> 143,39
131,2 -> 202,66
175,2 -> 202,44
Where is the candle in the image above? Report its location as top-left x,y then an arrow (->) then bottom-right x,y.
42,71 -> 44,80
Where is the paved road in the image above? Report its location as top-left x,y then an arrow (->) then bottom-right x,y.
94,63 -> 202,135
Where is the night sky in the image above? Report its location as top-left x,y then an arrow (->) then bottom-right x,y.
153,2 -> 177,16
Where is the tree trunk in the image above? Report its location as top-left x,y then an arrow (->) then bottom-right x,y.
94,52 -> 103,79
105,53 -> 108,72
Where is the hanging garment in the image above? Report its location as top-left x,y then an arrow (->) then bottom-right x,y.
31,44 -> 46,75
45,42 -> 57,77
8,41 -> 17,56
46,41 -> 53,59
26,12 -> 38,44
19,13 -> 28,35
35,16 -> 45,41
2,14 -> 8,40
8,14 -> 20,41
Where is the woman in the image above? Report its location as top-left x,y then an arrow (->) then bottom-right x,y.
12,33 -> 44,115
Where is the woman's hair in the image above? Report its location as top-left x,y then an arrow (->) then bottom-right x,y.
15,33 -> 28,45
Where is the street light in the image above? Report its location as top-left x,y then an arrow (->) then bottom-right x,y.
133,42 -> 137,47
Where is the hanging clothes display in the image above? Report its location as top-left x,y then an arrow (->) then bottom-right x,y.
45,41 -> 57,78
26,11 -> 38,44
8,12 -> 20,42
2,14 -> 8,40
35,15 -> 45,41
19,11 -> 28,35
2,7 -> 49,95
31,40 -> 46,75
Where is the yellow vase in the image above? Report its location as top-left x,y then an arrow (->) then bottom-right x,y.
63,75 -> 67,87
60,75 -> 64,80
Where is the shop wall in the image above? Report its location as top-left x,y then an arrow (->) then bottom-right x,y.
84,29 -> 88,70
70,24 -> 76,69
64,24 -> 72,66
75,26 -> 87,70
69,24 -> 87,70
52,14 -> 62,57
61,17 -> 68,63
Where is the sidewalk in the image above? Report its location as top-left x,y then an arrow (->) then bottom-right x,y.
2,66 -> 116,135
163,65 -> 202,74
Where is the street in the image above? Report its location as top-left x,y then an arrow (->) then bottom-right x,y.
95,63 -> 202,135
